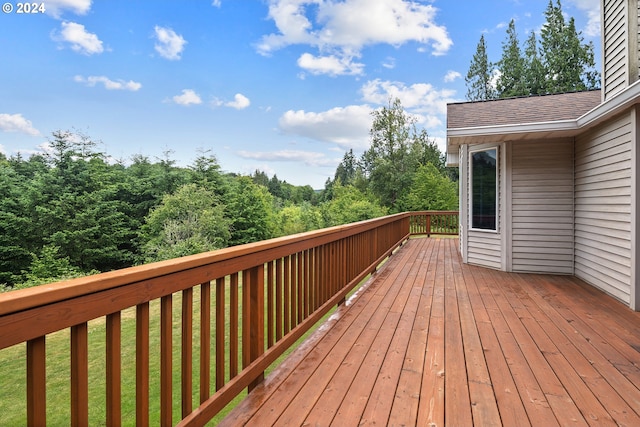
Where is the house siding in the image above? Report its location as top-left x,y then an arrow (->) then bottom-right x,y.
603,0 -> 628,100
636,1 -> 640,81
511,139 -> 574,274
466,143 -> 503,270
574,112 -> 633,304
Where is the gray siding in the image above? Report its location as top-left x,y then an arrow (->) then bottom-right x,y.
467,232 -> 502,269
467,144 -> 503,270
511,140 -> 574,274
575,113 -> 633,303
637,1 -> 640,82
603,0 -> 627,100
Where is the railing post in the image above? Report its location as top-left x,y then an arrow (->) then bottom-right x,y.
27,336 -> 46,427
426,213 -> 432,237
244,264 -> 265,392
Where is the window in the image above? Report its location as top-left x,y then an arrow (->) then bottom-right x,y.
471,148 -> 497,231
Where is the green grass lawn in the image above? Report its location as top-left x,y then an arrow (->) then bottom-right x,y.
0,276 -> 353,426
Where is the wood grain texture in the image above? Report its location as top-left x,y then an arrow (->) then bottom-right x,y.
223,238 -> 640,427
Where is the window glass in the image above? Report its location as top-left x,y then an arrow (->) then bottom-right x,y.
471,149 -> 497,230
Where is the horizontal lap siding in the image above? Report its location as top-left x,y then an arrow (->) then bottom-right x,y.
603,0 -> 627,100
638,2 -> 640,81
466,143 -> 503,270
511,140 -> 574,274
467,232 -> 501,270
574,113 -> 632,304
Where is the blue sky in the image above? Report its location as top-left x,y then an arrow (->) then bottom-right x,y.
0,0 -> 601,188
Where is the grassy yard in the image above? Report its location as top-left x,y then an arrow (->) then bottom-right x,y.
0,277 -> 350,426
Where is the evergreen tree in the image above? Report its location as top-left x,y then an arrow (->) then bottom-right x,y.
540,0 -> 599,93
466,34 -> 496,101
466,1 -> 600,98
523,31 -> 547,95
496,20 -> 527,98
334,149 -> 358,185
0,161 -> 31,284
188,149 -> 224,193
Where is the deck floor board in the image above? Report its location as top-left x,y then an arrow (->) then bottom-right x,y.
220,238 -> 640,426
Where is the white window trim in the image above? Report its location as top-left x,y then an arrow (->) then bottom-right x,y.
469,146 -> 499,233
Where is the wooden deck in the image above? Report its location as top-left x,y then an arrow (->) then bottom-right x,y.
220,237 -> 640,426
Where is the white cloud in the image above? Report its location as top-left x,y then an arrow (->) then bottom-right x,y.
226,93 -> 251,110
297,52 -> 364,76
257,0 -> 452,75
0,113 -> 41,136
53,21 -> 103,55
278,105 -> 373,149
237,149 -> 335,167
154,26 -> 187,60
444,70 -> 462,83
382,57 -> 396,69
568,0 -> 601,37
212,0 -> 222,7
361,79 -> 456,116
360,79 -> 459,135
45,0 -> 91,18
172,89 -> 202,106
74,75 -> 142,91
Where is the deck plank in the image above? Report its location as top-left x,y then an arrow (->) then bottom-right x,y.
357,239 -> 435,425
386,238 -> 437,426
222,238 -> 640,426
449,240 -> 502,427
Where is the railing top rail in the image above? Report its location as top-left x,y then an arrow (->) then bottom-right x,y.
409,210 -> 459,215
0,212 -> 411,317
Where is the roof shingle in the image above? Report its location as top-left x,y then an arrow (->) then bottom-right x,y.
447,90 -> 602,129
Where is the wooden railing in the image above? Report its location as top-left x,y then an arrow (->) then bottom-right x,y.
0,211 -> 457,426
409,210 -> 459,236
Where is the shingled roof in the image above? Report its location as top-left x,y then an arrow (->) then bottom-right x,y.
447,89 -> 602,129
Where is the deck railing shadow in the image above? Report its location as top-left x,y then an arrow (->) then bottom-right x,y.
0,210 -> 458,426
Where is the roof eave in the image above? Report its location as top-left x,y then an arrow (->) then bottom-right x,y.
446,82 -> 640,167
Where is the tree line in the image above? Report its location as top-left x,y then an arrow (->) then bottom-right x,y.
0,99 -> 458,290
466,0 -> 600,101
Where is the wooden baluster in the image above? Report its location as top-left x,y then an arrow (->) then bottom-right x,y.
230,273 -> 239,379
297,252 -> 303,324
315,246 -> 321,309
160,295 -> 173,426
304,249 -> 310,318
200,281 -> 211,401
27,336 -> 46,427
284,256 -> 291,335
242,270 -> 251,371
71,322 -> 88,427
136,302 -> 149,427
182,288 -> 193,418
267,261 -> 274,349
215,278 -> 225,391
106,312 -> 122,427
275,258 -> 283,342
290,254 -> 297,328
